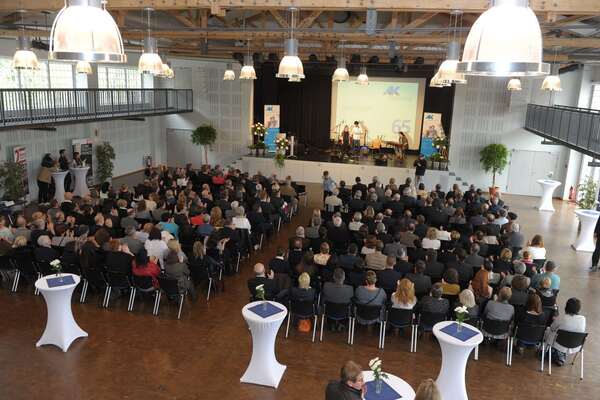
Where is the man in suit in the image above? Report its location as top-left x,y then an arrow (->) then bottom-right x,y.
394,247 -> 413,276
399,224 -> 419,248
268,248 -> 290,274
329,216 -> 351,252
406,260 -> 432,296
453,248 -> 474,286
464,243 -> 484,268
288,226 -> 310,250
413,215 -> 429,238
338,244 -> 365,271
247,263 -> 278,300
348,191 -> 366,214
351,177 -> 368,200
325,360 -> 364,400
424,249 -> 445,281
415,283 -> 449,315
387,193 -> 404,217
365,241 -> 387,271
383,232 -> 407,259
34,235 -> 60,264
322,268 -> 354,304
377,256 -> 403,293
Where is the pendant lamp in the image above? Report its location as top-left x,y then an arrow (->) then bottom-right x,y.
75,60 -> 92,74
456,0 -> 549,76
49,0 -> 126,63
223,63 -> 235,80
276,8 -> 304,81
356,65 -> 369,85
332,41 -> 349,82
507,77 -> 522,91
12,11 -> 40,70
138,8 -> 163,75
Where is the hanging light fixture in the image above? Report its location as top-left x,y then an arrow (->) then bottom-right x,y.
239,14 -> 256,80
276,8 -> 304,81
356,65 -> 369,85
332,41 -> 349,82
541,48 -> 562,91
507,77 -> 522,91
429,71 -> 449,88
436,11 -> 467,85
456,0 -> 549,77
75,60 -> 92,74
49,0 -> 126,63
12,11 -> 40,70
156,55 -> 174,79
223,62 -> 235,80
138,8 -> 163,75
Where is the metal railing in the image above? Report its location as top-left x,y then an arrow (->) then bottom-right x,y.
525,103 -> 600,158
0,88 -> 193,129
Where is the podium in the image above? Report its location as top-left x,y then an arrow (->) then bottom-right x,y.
70,167 -> 90,197
51,170 -> 69,203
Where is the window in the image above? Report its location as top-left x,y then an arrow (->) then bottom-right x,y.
591,83 -> 600,110
49,62 -> 74,89
97,65 -> 146,105
19,61 -> 49,89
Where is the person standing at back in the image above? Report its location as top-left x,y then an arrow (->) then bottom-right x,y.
413,154 -> 427,186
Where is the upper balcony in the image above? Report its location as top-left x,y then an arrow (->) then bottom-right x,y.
0,88 -> 193,130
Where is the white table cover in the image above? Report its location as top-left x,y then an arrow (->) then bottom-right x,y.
573,209 -> 600,252
35,273 -> 88,352
241,301 -> 288,388
51,170 -> 69,204
70,167 -> 90,197
536,179 -> 561,212
433,321 -> 483,400
362,370 -> 415,400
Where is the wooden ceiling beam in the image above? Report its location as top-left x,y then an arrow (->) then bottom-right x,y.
402,12 -> 438,32
298,10 -> 322,29
2,1 -> 600,14
269,10 -> 289,29
167,10 -> 196,28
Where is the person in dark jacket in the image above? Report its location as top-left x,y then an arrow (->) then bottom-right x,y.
325,360 -> 364,400
247,263 -> 278,300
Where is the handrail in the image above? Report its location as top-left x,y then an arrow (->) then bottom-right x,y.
0,88 -> 193,130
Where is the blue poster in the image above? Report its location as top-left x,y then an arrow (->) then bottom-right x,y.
265,128 -> 278,153
420,137 -> 436,157
264,105 -> 280,153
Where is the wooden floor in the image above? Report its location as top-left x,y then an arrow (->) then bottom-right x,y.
2,184 -> 599,400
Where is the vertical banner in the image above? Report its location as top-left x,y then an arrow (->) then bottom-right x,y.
420,112 -> 445,157
12,145 -> 29,197
264,105 -> 280,153
72,138 -> 94,185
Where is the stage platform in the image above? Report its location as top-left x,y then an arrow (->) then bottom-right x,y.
241,154 -> 453,191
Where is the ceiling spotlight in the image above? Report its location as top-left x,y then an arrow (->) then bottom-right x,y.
507,77 -> 522,91
75,60 -> 92,74
356,65 -> 369,85
223,62 -> 235,80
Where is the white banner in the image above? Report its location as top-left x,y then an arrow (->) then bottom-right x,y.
12,145 -> 29,196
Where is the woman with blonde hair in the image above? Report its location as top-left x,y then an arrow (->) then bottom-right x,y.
313,242 -> 332,266
414,379 -> 441,400
421,227 -> 441,250
392,278 -> 416,310
210,206 -> 224,229
458,288 -> 480,318
290,272 -> 315,302
526,234 -> 546,260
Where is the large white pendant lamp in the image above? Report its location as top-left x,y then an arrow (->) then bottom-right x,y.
13,36 -> 40,70
332,41 -> 349,82
12,11 -> 40,70
507,77 -> 522,91
457,0 -> 549,77
138,8 -> 163,75
75,60 -> 92,74
223,63 -> 235,80
49,0 -> 126,63
356,65 -> 369,85
276,8 -> 304,81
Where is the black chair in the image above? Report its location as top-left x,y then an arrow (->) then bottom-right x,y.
130,275 -> 158,312
189,257 -> 215,302
481,317 -> 513,366
351,304 -> 386,349
509,324 -> 547,368
319,302 -> 353,344
285,300 -> 318,342
8,254 -> 39,294
532,259 -> 546,270
548,330 -> 588,379
35,261 -> 54,277
80,266 -> 107,304
103,271 -> 134,309
382,307 -> 416,352
155,275 -> 186,319
414,311 -> 446,352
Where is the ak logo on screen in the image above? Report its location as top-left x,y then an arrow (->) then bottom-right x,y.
383,86 -> 403,96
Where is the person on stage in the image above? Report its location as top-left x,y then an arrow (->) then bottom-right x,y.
342,125 -> 351,150
397,131 -> 409,162
413,154 -> 427,186
351,121 -> 362,148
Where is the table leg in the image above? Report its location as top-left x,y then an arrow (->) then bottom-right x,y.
241,320 -> 286,388
37,287 -> 88,352
436,340 -> 475,400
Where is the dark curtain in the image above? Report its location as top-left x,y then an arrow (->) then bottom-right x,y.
253,62 -> 455,151
253,62 -> 332,149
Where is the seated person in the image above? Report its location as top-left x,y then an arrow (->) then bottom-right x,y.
440,268 -> 461,296
544,297 -> 586,366
132,248 -> 161,288
268,247 -> 290,275
247,263 -> 278,300
365,240 -> 387,271
376,256 -> 403,293
314,242 -> 333,267
354,271 -> 387,322
415,283 -> 450,315
105,239 -> 134,274
405,260 -> 432,297
458,289 -> 479,319
290,272 -> 316,303
483,287 -> 514,323
325,360 -> 364,400
391,278 -> 417,310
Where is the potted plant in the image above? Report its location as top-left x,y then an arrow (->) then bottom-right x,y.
430,153 -> 442,170
439,155 -> 449,171
0,161 -> 26,201
256,141 -> 266,156
251,122 -> 266,145
479,143 -> 509,195
248,143 -> 258,156
274,137 -> 289,168
95,142 -> 116,183
191,124 -> 218,165
577,175 -> 598,210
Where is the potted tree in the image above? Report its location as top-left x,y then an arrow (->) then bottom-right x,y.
577,175 -> 598,211
0,161 -> 26,201
95,142 -> 116,183
480,143 -> 509,196
191,124 -> 218,165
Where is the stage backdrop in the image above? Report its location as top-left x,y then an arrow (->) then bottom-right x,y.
253,62 -> 454,152
331,78 -> 426,150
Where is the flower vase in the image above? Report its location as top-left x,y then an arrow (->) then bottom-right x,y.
457,321 -> 463,332
262,300 -> 268,311
375,378 -> 383,394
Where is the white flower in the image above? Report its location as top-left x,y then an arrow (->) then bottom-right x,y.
50,259 -> 61,267
455,306 -> 468,314
256,284 -> 264,291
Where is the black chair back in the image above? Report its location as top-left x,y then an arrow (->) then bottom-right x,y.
419,311 -> 446,328
36,261 -> 54,276
157,275 -> 181,296
132,275 -> 154,291
442,294 -> 459,307
540,292 -> 558,308
290,300 -> 316,318
82,266 -> 107,289
106,271 -> 131,288
482,317 -> 511,336
555,330 -> 588,349
387,308 -> 414,328
532,259 -> 546,270
515,324 -> 546,344
62,263 -> 81,275
355,304 -> 384,323
13,252 -> 37,278
323,302 -> 351,320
